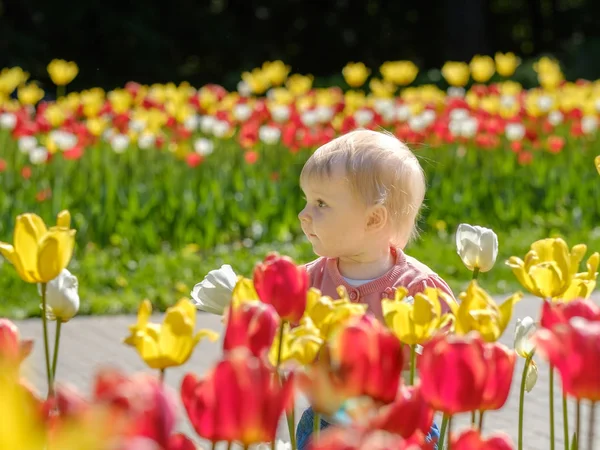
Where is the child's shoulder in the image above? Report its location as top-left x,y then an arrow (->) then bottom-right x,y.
302,256 -> 327,273
396,251 -> 456,299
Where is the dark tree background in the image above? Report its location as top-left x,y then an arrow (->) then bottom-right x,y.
1,0 -> 599,91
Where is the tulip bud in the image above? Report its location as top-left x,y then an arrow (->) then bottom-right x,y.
514,316 -> 536,358
39,268 -> 80,322
525,360 -> 538,393
455,223 -> 498,273
451,429 -> 514,450
253,253 -> 308,323
190,264 -> 238,315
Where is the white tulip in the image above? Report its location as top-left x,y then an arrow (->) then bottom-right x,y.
373,98 -> 394,115
354,109 -> 374,127
212,120 -> 231,138
270,105 -> 290,123
190,264 -> 238,315
0,112 -> 16,130
237,80 -> 252,97
525,360 -> 538,393
582,115 -> 598,135
514,316 -> 536,358
408,115 -> 426,132
39,269 -> 80,322
548,110 -> 563,126
29,146 -> 49,165
194,138 -> 214,156
300,110 -> 318,128
110,134 -> 130,153
449,108 -> 469,121
455,223 -> 498,273
183,114 -> 199,132
315,106 -> 334,123
396,104 -> 411,122
18,136 -> 38,154
537,95 -> 553,112
259,125 -> 281,145
200,115 -> 217,134
505,122 -> 526,141
447,87 -> 465,98
137,132 -> 156,150
233,103 -> 252,122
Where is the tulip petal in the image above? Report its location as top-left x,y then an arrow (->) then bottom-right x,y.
56,210 -> 71,228
37,229 -> 76,283
478,228 -> 498,272
529,262 -> 564,298
497,292 -> 522,339
14,214 -> 47,278
0,242 -> 37,283
506,257 -> 538,295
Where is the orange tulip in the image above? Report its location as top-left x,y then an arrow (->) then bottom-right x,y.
368,383 -> 434,439
533,317 -> 600,401
419,332 -> 514,414
451,429 -> 514,450
0,319 -> 33,377
222,301 -> 280,358
253,252 -> 308,323
180,349 -> 294,445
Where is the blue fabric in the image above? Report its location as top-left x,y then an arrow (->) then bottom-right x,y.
296,407 -> 439,450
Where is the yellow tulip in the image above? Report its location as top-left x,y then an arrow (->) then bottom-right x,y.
108,89 -> 133,114
342,62 -> 370,88
269,87 -> 294,105
0,380 -> 46,449
44,103 -> 66,127
595,155 -> 600,175
506,238 -> 587,300
447,280 -> 522,342
268,317 -> 323,367
441,61 -> 470,87
262,60 -> 291,86
344,90 -> 366,113
382,287 -> 455,345
86,117 -> 109,137
17,83 -> 44,105
124,298 -> 219,370
231,275 -> 261,307
494,52 -> 520,77
369,78 -> 396,98
480,95 -> 500,114
469,55 -> 495,83
0,67 -> 29,95
47,59 -> 79,86
286,74 -> 314,96
242,69 -> 270,95
538,70 -> 563,91
304,287 -> 367,340
0,211 -> 76,284
379,60 -> 419,85
560,252 -> 599,301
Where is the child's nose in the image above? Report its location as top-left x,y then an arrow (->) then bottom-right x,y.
298,207 -> 310,223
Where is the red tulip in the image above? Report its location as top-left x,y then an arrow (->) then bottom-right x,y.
309,426 -> 435,450
539,298 -> 600,330
368,383 -> 434,439
480,342 -> 516,411
533,317 -> 600,401
223,301 -> 279,358
0,158 -> 6,172
451,429 -> 514,450
419,332 -> 488,414
181,348 -> 294,445
244,150 -> 259,164
330,315 -> 404,404
253,252 -> 308,323
0,318 -> 33,368
547,135 -> 565,154
185,153 -> 203,168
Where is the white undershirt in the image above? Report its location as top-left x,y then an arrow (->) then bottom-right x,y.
342,277 -> 375,287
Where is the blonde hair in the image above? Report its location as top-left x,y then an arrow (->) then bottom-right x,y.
300,129 -> 426,248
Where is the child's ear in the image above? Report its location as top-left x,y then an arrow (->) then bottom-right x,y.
366,205 -> 388,232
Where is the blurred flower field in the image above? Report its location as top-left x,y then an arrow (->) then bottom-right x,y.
1,54 -> 600,317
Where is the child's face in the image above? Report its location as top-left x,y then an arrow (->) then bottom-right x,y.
298,162 -> 370,259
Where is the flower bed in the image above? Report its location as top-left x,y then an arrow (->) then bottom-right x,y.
0,209 -> 599,449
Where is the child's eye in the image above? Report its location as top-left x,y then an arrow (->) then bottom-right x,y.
317,200 -> 327,208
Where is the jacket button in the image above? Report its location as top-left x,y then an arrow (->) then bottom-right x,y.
350,291 -> 358,301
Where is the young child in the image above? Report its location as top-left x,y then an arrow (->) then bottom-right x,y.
295,129 -> 454,449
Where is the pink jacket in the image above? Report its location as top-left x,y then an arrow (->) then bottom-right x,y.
304,247 -> 455,321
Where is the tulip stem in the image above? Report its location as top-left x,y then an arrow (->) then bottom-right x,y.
478,411 -> 484,432
471,411 -> 476,427
57,85 -> 66,99
550,365 -> 556,450
313,412 -> 321,438
563,393 -> 569,450
409,344 -> 416,385
51,319 -> 62,381
159,368 -> 165,384
576,400 -> 581,446
472,267 -> 480,280
40,283 -> 54,397
518,352 -> 535,450
589,401 -> 596,450
438,413 -> 450,450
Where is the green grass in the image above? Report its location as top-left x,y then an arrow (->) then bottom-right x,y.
3,226 -> 599,319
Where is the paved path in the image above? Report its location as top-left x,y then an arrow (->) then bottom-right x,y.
12,294 -> 600,450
